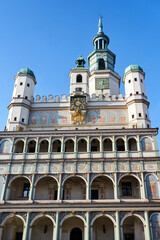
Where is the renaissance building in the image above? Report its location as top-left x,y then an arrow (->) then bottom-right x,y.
0,18 -> 160,240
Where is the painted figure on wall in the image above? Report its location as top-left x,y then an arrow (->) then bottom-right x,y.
40,113 -> 48,125
151,214 -> 160,240
119,111 -> 127,122
88,112 -> 97,123
0,140 -> 11,154
50,112 -> 58,124
29,113 -> 38,125
61,112 -> 68,124
99,112 -> 106,123
141,137 -> 153,151
146,174 -> 159,199
109,111 -> 116,123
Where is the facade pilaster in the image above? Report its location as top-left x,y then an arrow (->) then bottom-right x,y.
112,135 -> 116,157
144,211 -> 151,240
48,136 -> 52,158
54,212 -> 60,240
74,136 -> 77,158
124,135 -> 128,157
1,174 -> 9,201
100,135 -> 103,158
29,174 -> 35,201
87,136 -> 90,158
86,212 -> 90,240
35,137 -> 40,158
22,212 -> 30,240
141,171 -> 146,199
86,173 -> 90,200
137,135 -> 142,157
115,211 -> 121,240
57,173 -> 62,201
114,172 -> 118,199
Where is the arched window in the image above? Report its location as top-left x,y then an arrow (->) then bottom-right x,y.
116,138 -> 125,151
103,138 -> 112,151
27,140 -> 36,153
76,74 -> 82,83
14,140 -> 24,153
65,139 -> 74,152
128,138 -> 137,151
39,140 -> 49,152
52,140 -> 61,152
98,58 -> 105,70
78,139 -> 87,152
91,139 -> 100,152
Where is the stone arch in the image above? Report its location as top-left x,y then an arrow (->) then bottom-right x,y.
27,139 -> 37,153
121,213 -> 145,226
1,214 -> 25,240
7,176 -> 31,200
91,213 -> 116,226
90,174 -> 114,185
52,139 -> 61,152
62,175 -> 87,186
77,138 -> 87,152
76,74 -> 82,83
128,137 -> 137,151
39,139 -> 49,152
91,138 -> 100,152
34,176 -> 58,200
118,174 -> 141,185
13,139 -> 25,153
30,214 -> 56,227
62,175 -> 87,200
34,175 -> 58,187
60,214 -> 86,227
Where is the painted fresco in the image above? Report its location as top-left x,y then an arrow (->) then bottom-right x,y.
146,174 -> 160,199
141,137 -> 153,151
0,140 -> 11,154
29,110 -> 128,126
151,214 -> 160,240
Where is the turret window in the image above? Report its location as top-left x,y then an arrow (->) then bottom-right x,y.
130,93 -> 132,96
138,113 -> 142,117
76,74 -> 82,83
128,80 -> 131,83
145,114 -> 148,118
98,58 -> 105,70
76,88 -> 82,92
141,79 -> 143,83
25,96 -> 28,99
99,39 -> 102,49
18,95 -> 21,98
134,78 -> 137,81
27,83 -> 30,87
136,91 -> 139,94
22,118 -> 24,123
14,117 -> 17,121
20,82 -> 23,85
132,114 -> 134,119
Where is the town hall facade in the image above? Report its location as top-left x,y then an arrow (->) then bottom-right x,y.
0,18 -> 159,240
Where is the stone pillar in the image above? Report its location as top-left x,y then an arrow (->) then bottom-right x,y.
35,137 -> 40,159
114,173 -> 118,199
115,212 -> 121,240
61,136 -> 65,158
57,174 -> 62,201
102,40 -> 105,49
86,212 -> 90,240
100,135 -> 103,158
22,212 -> 30,240
23,137 -> 28,153
87,136 -> 90,158
144,211 -> 151,240
29,174 -> 35,201
10,137 -> 15,159
112,136 -> 116,158
54,212 -> 60,240
124,135 -> 128,157
137,135 -> 142,157
141,172 -> 146,199
86,173 -> 90,200
74,136 -> 77,158
48,137 -> 52,158
153,135 -> 159,157
1,174 -> 9,201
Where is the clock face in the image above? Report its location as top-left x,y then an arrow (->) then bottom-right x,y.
70,96 -> 86,110
95,78 -> 109,90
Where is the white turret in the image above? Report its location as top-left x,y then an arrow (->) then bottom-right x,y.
69,55 -> 89,96
6,68 -> 36,131
123,65 -> 151,128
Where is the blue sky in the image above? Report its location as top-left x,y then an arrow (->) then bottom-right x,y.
0,0 -> 160,144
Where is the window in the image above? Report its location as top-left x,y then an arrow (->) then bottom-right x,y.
54,190 -> 58,200
138,113 -> 142,117
20,82 -> 23,85
25,96 -> 28,99
75,87 -> 82,92
122,182 -> 132,196
128,80 -> 131,83
14,117 -> 17,121
136,91 -> 139,94
142,92 -> 144,95
22,118 -> 24,123
141,79 -> 143,83
146,114 -> 148,118
98,58 -> 105,70
130,93 -> 132,96
134,78 -> 137,81
27,83 -> 30,87
22,183 -> 30,198
76,74 -> 82,83
147,124 -> 150,128
132,114 -> 134,119
18,95 -> 21,98
99,39 -> 102,49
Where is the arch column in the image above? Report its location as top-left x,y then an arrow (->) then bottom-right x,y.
10,137 -> 15,158
112,136 -> 116,157
61,136 -> 64,158
144,211 -> 151,240
23,137 -> 27,159
54,212 -> 60,240
87,136 -> 90,158
124,135 -> 128,157
74,136 -> 77,158
115,212 -> 121,240
114,173 -> 119,199
35,137 -> 40,158
29,174 -> 35,201
141,172 -> 146,199
57,174 -> 62,201
1,174 -> 9,201
48,137 -> 52,158
137,135 -> 142,157
22,212 -> 30,240
100,135 -> 103,158
86,173 -> 90,200
86,212 -> 90,240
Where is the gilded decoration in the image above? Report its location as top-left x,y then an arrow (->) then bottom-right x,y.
71,110 -> 85,125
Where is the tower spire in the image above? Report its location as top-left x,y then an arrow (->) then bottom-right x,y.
98,15 -> 103,33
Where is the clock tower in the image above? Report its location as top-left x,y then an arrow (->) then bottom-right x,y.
88,17 -> 121,97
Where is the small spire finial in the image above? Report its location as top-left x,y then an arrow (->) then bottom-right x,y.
98,15 -> 103,33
